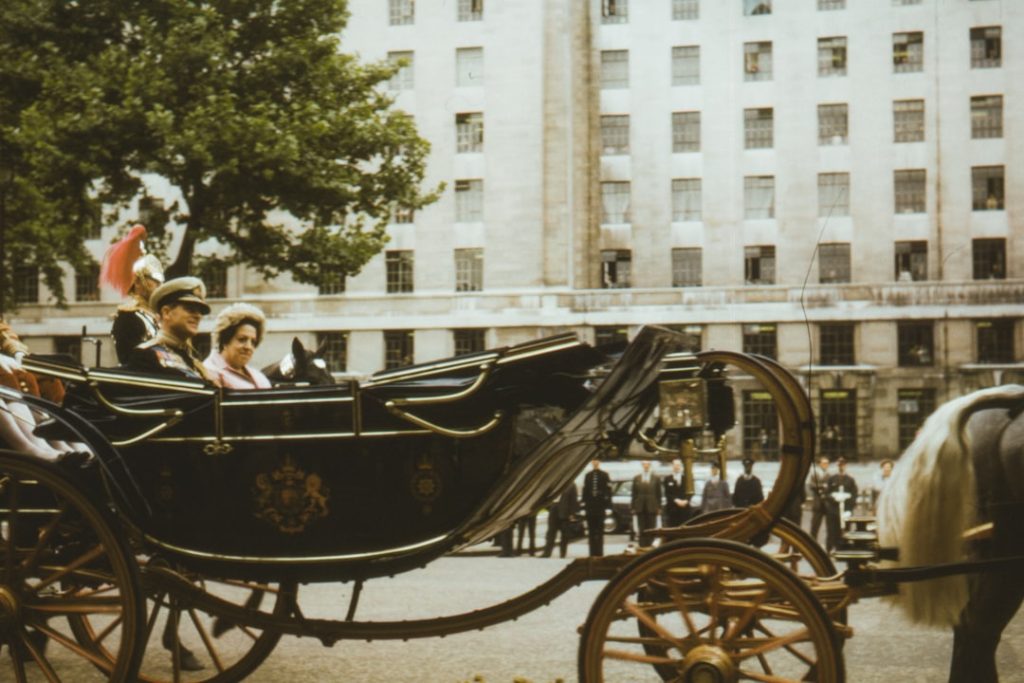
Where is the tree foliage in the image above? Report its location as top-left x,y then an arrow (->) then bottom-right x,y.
0,0 -> 436,310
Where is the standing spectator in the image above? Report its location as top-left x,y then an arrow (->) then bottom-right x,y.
872,459 -> 894,512
582,459 -> 612,556
542,484 -> 578,558
515,513 -> 537,556
661,458 -> 692,527
806,456 -> 831,547
631,460 -> 662,547
732,458 -> 765,508
701,462 -> 732,513
826,457 -> 858,550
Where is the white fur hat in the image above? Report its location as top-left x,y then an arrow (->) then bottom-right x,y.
214,303 -> 266,348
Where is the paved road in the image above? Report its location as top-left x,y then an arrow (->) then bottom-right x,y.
235,534 -> 1024,683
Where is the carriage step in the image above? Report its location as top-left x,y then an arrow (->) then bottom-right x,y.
842,530 -> 878,543
845,515 -> 876,532
831,549 -> 876,563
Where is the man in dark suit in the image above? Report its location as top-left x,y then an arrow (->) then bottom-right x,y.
631,460 -> 661,547
542,483 -> 578,558
581,459 -> 612,556
661,458 -> 692,527
826,457 -> 858,551
732,458 -> 765,508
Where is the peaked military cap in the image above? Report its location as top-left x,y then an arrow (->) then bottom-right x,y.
149,276 -> 211,315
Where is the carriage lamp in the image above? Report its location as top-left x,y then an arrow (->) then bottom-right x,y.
658,378 -> 707,430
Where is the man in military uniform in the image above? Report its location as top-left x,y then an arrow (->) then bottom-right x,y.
581,459 -> 612,556
100,225 -> 165,364
128,276 -> 217,384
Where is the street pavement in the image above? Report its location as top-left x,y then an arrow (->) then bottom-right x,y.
237,531 -> 1024,683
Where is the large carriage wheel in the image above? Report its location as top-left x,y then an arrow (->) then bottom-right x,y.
0,451 -> 145,682
70,568 -> 296,683
579,538 -> 844,682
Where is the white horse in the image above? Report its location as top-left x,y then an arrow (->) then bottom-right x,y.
877,384 -> 1024,682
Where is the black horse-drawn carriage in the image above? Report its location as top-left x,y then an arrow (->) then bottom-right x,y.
4,324 -> 1020,682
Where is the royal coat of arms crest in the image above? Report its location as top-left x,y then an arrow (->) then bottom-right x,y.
253,455 -> 330,534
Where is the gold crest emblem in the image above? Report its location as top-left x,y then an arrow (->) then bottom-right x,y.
409,453 -> 442,514
253,455 -> 329,533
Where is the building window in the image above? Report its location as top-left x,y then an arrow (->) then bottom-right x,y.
14,266 -> 38,304
389,0 -> 414,25
893,99 -> 925,142
601,50 -> 629,89
671,111 -> 701,152
893,32 -> 924,73
75,263 -> 100,302
602,0 -> 628,23
601,249 -> 632,289
671,248 -> 702,287
456,47 -> 484,87
387,51 -> 414,90
744,108 -> 773,149
818,103 -> 848,145
457,0 -> 483,22
970,26 -> 1001,69
819,243 -> 851,284
671,178 -> 701,221
54,336 -> 82,363
316,332 -> 347,373
455,179 -> 484,221
820,323 -> 855,366
818,37 -> 847,76
666,324 -> 702,353
894,169 -> 926,214
455,248 -> 483,292
743,391 -> 779,459
819,390 -> 856,460
743,0 -> 772,15
453,329 -> 486,356
744,245 -> 776,285
202,261 -> 228,299
898,321 -> 934,367
595,326 -> 629,348
391,204 -> 414,224
972,238 -> 1005,280
600,181 -> 631,224
672,46 -> 700,86
744,176 -> 775,219
600,115 -> 629,155
672,0 -> 699,20
742,323 -> 777,359
455,112 -> 484,153
318,265 -> 346,295
972,166 -> 1005,211
977,320 -> 1014,364
818,173 -> 850,217
898,388 -> 935,451
384,330 -> 414,370
386,250 -> 414,293
744,42 -> 772,81
970,95 -> 1003,139
895,241 -> 927,281
818,0 -> 845,9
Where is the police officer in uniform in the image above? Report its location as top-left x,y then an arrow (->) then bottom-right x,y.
581,459 -> 612,556
128,276 -> 217,384
100,225 -> 165,364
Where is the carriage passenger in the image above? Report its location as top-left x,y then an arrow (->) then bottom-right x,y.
127,277 -> 219,384
203,303 -> 272,389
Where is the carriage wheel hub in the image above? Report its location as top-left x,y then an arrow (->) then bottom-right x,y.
0,586 -> 21,634
680,644 -> 738,683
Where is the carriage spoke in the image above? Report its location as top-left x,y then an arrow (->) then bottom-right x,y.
30,594 -> 125,614
753,622 -> 817,667
738,669 -> 801,683
3,477 -> 18,577
665,573 -> 700,635
8,637 -> 28,683
33,545 -> 105,591
31,618 -> 118,672
189,605 -> 226,672
738,625 -> 814,661
603,647 -> 677,666
20,506 -> 66,575
92,611 -> 124,645
623,599 -> 684,650
723,589 -> 770,642
19,627 -> 61,683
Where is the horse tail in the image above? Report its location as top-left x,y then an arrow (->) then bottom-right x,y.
876,385 -> 1024,627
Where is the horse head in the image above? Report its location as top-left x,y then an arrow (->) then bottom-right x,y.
262,337 -> 334,386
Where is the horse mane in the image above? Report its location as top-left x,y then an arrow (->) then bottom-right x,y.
877,384 -> 1024,627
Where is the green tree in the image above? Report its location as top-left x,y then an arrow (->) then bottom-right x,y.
0,0 -> 436,311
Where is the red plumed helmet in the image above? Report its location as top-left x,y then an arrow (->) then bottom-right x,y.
100,224 -> 148,296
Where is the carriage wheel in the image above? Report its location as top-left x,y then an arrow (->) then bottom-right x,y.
70,569 -> 296,683
579,538 -> 844,683
0,451 -> 145,682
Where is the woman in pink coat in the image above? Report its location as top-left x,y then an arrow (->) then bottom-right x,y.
203,303 -> 272,390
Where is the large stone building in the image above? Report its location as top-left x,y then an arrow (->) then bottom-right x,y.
8,0 -> 1022,459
